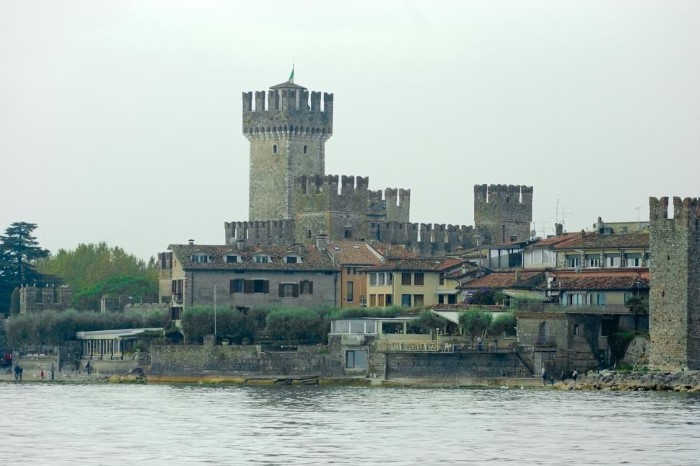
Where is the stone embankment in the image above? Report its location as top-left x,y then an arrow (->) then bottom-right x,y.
556,370 -> 700,393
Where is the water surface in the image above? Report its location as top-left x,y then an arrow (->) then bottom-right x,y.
1,383 -> 698,465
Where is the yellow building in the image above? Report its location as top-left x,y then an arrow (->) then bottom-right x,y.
364,258 -> 464,308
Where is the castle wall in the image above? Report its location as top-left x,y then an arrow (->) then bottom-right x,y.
649,196 -> 700,370
243,89 -> 333,220
474,184 -> 533,244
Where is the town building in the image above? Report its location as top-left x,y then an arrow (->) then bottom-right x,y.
363,258 -> 464,308
326,240 -> 385,308
158,243 -> 340,320
19,285 -> 72,314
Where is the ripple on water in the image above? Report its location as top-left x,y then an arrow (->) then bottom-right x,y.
0,384 -> 699,465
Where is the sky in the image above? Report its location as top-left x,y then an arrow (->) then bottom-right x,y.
1,1 -> 699,260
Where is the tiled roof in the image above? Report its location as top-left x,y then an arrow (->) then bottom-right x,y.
461,270 -> 546,289
364,257 -> 464,272
528,233 -> 581,248
369,242 -> 419,259
169,244 -> 337,272
327,241 -> 384,266
548,268 -> 649,291
551,232 -> 649,250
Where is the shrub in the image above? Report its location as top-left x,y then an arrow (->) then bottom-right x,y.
4,308 -> 170,348
489,312 -> 516,336
264,308 -> 325,344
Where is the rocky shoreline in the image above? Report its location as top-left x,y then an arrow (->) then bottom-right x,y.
555,370 -> 700,393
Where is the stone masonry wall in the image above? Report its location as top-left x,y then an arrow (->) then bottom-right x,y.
385,352 -> 531,379
649,197 -> 700,370
150,344 -> 345,377
474,184 -> 533,244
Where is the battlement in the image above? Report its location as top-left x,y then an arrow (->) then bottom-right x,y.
242,88 -> 333,137
474,184 -> 533,244
224,220 -> 296,246
369,222 -> 476,255
649,196 -> 700,231
294,175 -> 369,196
474,184 -> 533,206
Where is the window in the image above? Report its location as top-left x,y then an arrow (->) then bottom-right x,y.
273,144 -> 278,154
439,294 -> 445,304
346,281 -> 354,302
360,295 -> 367,306
250,279 -> 269,294
413,294 -> 424,307
303,145 -> 308,154
401,272 -> 412,286
370,273 -> 377,286
401,294 -> 412,307
378,294 -> 385,307
345,350 -> 368,369
414,272 -> 424,286
573,324 -> 582,337
385,294 -> 392,306
439,273 -> 445,286
279,283 -> 299,298
387,273 -> 393,285
190,254 -> 210,264
605,255 -> 621,268
285,255 -> 300,264
566,256 -> 580,268
254,255 -> 270,264
226,255 -> 239,264
344,229 -> 352,239
369,294 -> 377,307
596,293 -> 607,306
586,255 -> 600,268
230,279 -> 244,294
300,280 -> 313,295
448,294 -> 457,305
378,273 -> 386,286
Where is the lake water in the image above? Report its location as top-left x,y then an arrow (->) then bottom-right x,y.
1,383 -> 699,465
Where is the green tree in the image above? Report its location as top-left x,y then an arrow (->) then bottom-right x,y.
37,242 -> 157,310
0,222 -> 50,314
459,310 -> 493,343
407,310 -> 448,334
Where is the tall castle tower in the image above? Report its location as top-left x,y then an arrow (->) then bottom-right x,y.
242,75 -> 333,221
649,196 -> 700,370
474,184 -> 533,244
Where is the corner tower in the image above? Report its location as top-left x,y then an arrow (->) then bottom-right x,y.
649,196 -> 700,370
242,76 -> 333,221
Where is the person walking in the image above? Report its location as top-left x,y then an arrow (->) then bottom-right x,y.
572,369 -> 578,383
50,362 -> 56,381
541,366 -> 547,385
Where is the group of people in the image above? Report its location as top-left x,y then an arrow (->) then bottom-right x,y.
541,367 -> 578,385
12,362 -> 58,382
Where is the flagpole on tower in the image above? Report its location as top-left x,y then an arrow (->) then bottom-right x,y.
289,64 -> 295,83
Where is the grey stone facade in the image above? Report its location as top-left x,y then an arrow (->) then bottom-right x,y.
649,196 -> 700,370
19,285 -> 72,313
474,184 -> 533,244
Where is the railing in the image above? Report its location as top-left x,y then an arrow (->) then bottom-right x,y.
380,342 -> 454,353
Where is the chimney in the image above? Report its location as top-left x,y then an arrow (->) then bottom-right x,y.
555,223 -> 563,236
188,239 -> 195,245
315,231 -> 329,251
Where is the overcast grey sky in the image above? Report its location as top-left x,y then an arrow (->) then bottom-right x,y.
2,1 -> 699,259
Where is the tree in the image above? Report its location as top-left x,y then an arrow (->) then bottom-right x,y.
0,222 -> 50,314
489,312 -> 516,336
459,310 -> 493,343
37,242 -> 157,310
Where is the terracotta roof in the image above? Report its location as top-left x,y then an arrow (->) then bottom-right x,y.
169,244 -> 337,272
327,241 -> 384,266
461,270 -> 546,289
363,257 -> 464,272
369,242 -> 419,259
528,233 -> 580,248
552,232 -> 648,250
548,268 -> 649,291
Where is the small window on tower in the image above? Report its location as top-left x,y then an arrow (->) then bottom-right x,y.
303,145 -> 308,154
273,144 -> 278,154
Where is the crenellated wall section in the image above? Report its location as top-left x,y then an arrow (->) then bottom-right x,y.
474,184 -> 533,244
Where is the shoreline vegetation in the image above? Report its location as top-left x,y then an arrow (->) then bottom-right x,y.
2,371 -> 699,392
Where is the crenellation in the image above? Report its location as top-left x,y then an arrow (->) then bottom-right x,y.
474,184 -> 533,244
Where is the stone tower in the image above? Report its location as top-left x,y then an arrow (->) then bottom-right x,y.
473,184 -> 533,244
649,196 -> 700,371
242,77 -> 333,221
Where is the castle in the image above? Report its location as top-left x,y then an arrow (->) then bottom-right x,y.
649,196 -> 700,370
226,74 -> 533,255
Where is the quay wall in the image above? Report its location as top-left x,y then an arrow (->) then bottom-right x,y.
385,352 -> 531,379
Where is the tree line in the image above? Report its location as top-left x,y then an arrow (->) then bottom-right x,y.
0,221 -> 157,314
